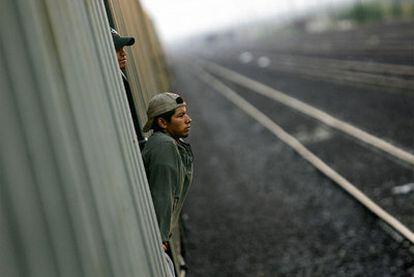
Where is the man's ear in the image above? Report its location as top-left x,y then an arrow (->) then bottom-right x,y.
157,117 -> 168,129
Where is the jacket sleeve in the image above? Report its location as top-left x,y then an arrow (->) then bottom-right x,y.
146,141 -> 179,242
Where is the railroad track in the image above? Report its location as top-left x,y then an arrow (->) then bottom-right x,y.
195,59 -> 414,245
247,20 -> 414,65
235,51 -> 414,91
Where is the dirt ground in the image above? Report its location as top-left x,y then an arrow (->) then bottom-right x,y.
169,62 -> 414,276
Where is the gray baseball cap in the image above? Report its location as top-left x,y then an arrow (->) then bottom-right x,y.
143,92 -> 186,132
111,28 -> 135,50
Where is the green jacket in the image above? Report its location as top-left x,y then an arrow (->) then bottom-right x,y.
142,132 -> 193,242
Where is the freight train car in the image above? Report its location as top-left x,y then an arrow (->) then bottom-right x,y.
1,0 -> 184,276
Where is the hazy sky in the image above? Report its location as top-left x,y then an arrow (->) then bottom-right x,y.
141,0 -> 352,41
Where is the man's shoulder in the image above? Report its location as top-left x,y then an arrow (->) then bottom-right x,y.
142,132 -> 180,165
147,132 -> 176,145
143,132 -> 177,155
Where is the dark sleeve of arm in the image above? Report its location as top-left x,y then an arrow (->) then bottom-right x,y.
146,142 -> 179,242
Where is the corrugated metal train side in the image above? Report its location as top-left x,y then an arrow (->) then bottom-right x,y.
0,0 -> 179,276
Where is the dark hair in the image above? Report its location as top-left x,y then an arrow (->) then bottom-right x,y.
151,109 -> 176,132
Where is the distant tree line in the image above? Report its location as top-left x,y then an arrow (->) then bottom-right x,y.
340,0 -> 414,24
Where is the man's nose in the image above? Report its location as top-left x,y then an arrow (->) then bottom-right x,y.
186,115 -> 192,123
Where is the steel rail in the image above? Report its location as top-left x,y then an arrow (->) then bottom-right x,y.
201,59 -> 414,167
195,63 -> 414,244
236,52 -> 414,90
256,53 -> 414,77
266,60 -> 414,91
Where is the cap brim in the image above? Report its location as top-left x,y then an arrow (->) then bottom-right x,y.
143,117 -> 153,132
115,36 -> 135,49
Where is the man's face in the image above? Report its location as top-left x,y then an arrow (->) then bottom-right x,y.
164,105 -> 192,139
116,47 -> 127,70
